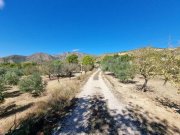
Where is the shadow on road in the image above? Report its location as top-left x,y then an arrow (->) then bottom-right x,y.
56,95 -> 180,135
6,95 -> 180,135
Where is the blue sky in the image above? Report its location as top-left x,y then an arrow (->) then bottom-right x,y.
0,0 -> 180,56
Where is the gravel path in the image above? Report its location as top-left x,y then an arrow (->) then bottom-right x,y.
52,70 -> 142,135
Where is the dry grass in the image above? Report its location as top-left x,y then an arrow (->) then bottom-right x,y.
44,79 -> 80,112
0,71 -> 94,134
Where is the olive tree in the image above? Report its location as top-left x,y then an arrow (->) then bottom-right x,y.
170,58 -> 180,93
158,50 -> 178,85
101,54 -> 136,83
66,54 -> 79,64
52,60 -> 62,82
110,55 -> 136,83
135,48 -> 159,91
61,63 -> 79,78
19,73 -> 45,96
41,62 -> 54,80
101,55 -> 114,71
82,55 -> 94,73
83,65 -> 93,73
82,55 -> 94,65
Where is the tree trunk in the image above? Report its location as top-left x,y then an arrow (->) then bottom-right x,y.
69,72 -> 72,79
57,74 -> 60,83
48,74 -> 51,80
163,78 -> 168,85
141,78 -> 148,92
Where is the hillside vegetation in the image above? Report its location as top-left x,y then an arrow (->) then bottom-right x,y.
101,47 -> 180,92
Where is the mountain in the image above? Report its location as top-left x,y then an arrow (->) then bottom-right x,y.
0,52 -> 89,63
27,53 -> 55,63
0,55 -> 27,63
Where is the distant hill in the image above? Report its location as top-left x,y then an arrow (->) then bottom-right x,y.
121,47 -> 180,58
97,47 -> 180,61
0,52 -> 89,63
0,55 -> 27,63
27,53 -> 54,63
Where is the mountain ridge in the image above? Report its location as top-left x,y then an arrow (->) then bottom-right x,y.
1,47 -> 179,63
0,52 -> 89,63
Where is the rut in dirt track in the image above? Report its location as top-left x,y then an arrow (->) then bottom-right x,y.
52,70 -> 172,135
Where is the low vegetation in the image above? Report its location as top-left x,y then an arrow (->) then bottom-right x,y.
0,77 -> 5,102
4,71 -> 20,85
19,73 -> 45,96
101,54 -> 136,83
82,55 -> 94,73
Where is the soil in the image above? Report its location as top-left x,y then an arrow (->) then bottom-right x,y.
103,72 -> 180,135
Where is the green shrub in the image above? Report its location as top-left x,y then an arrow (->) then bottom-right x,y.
0,67 -> 7,76
82,55 -> 94,66
23,66 -> 39,76
19,73 -> 45,95
82,55 -> 94,72
101,56 -> 114,71
10,68 -> 23,76
83,65 -> 94,73
4,71 -> 20,85
101,54 -> 136,83
66,54 -> 79,64
0,77 -> 5,102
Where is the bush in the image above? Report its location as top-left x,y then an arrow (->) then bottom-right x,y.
66,54 -> 79,64
83,65 -> 94,73
82,55 -> 94,66
10,68 -> 23,77
0,67 -> 7,76
82,55 -> 94,72
4,71 -> 20,85
110,57 -> 136,82
101,54 -> 136,83
61,63 -> 79,77
19,73 -> 45,95
0,77 -> 5,102
101,56 -> 114,71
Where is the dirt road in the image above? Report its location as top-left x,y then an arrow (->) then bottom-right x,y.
53,70 -> 180,135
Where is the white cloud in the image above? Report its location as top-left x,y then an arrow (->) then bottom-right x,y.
72,49 -> 80,52
0,0 -> 5,10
